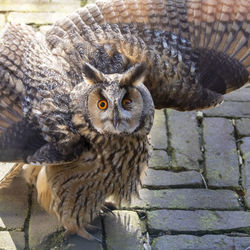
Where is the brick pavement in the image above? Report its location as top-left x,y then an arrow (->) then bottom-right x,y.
0,1 -> 250,249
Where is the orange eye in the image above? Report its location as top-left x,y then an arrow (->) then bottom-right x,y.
97,100 -> 108,110
122,98 -> 132,107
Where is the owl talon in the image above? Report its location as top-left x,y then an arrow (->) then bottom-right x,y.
100,205 -> 115,216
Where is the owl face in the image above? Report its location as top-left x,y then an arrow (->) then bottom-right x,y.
71,63 -> 154,136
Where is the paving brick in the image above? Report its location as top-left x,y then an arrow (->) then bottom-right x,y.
0,1 -> 81,12
130,189 -> 240,210
151,235 -> 250,250
150,110 -> 168,150
236,118 -> 250,137
0,176 -> 28,229
0,231 -> 25,250
142,169 -> 203,188
203,101 -> 250,118
104,211 -> 146,250
240,137 -> 250,208
224,85 -> 250,102
147,210 -> 250,232
203,118 -> 239,188
7,12 -> 67,25
148,150 -> 169,170
167,110 -> 202,170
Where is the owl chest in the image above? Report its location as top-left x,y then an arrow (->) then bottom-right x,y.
82,136 -> 150,198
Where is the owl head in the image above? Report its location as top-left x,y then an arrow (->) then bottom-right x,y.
71,63 -> 154,136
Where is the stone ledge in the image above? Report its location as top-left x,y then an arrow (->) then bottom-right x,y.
148,210 -> 250,232
151,235 -> 250,250
130,189 -> 240,210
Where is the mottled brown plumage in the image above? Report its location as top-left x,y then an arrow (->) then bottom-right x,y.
0,0 -> 249,240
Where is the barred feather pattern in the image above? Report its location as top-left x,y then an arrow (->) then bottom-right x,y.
35,132 -> 150,239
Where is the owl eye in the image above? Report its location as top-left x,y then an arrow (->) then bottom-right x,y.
97,100 -> 108,110
122,98 -> 132,108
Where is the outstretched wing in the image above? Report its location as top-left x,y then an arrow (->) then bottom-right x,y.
0,24 -> 85,164
46,0 -> 249,110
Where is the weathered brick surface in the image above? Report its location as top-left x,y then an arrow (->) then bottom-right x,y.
204,101 -> 250,118
148,150 -> 169,169
224,85 -> 250,102
131,189 -> 240,210
236,118 -> 250,137
203,118 -> 239,188
142,169 -> 203,188
167,110 -> 202,170
240,137 -> 250,208
148,210 -> 250,232
151,235 -> 250,250
104,211 -> 146,250
150,110 -> 168,150
0,232 -> 25,250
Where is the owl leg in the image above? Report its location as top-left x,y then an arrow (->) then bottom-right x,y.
63,223 -> 101,242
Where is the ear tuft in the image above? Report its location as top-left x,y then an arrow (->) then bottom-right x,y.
120,63 -> 146,87
82,63 -> 105,85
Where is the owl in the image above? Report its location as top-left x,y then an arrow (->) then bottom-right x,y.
0,0 -> 249,241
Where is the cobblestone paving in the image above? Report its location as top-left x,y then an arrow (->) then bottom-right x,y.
0,1 -> 250,249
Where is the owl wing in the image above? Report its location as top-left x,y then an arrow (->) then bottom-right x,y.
0,24 -> 87,165
46,0 -> 249,111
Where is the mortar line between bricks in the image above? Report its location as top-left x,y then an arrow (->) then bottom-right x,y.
196,111 -> 207,188
23,185 -> 34,250
164,109 -> 173,168
232,119 -> 247,210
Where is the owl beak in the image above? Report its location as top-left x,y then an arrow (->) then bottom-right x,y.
112,110 -> 120,130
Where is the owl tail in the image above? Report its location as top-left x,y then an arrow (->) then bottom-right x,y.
0,163 -> 24,189
187,0 -> 249,94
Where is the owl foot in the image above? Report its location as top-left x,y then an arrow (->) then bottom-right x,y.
64,224 -> 102,242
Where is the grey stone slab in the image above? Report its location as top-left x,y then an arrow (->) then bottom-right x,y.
148,150 -> 169,170
0,231 -> 25,250
224,85 -> 250,102
104,211 -> 146,250
0,176 -> 28,229
147,210 -> 250,232
236,118 -> 250,137
130,189 -> 240,210
142,169 -> 203,188
7,12 -> 67,25
167,110 -> 202,170
203,101 -> 250,118
240,137 -> 250,208
151,235 -> 250,250
203,118 -> 239,188
150,110 -> 168,150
